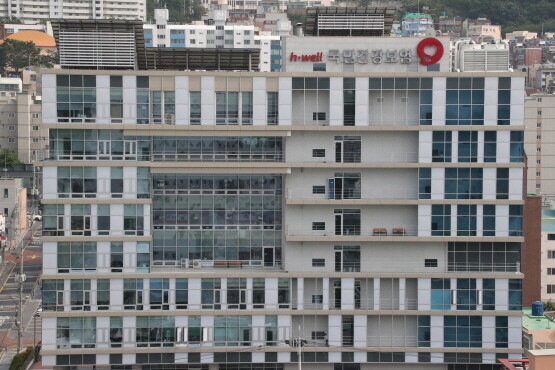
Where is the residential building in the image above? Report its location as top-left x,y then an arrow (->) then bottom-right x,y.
521,307 -> 555,370
143,8 -> 283,72
0,91 -> 47,163
39,32 -> 526,369
0,22 -> 52,39
401,13 -> 434,37
535,65 -> 555,93
438,14 -> 463,37
0,0 -> 145,24
0,177 -> 27,251
524,94 -> 555,195
505,31 -> 539,42
466,24 -> 502,41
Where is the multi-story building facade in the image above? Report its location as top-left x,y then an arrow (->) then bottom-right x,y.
438,15 -> 463,37
40,36 -> 525,369
143,9 -> 283,72
401,13 -> 434,37
524,94 -> 555,195
0,91 -> 47,163
0,0 -> 145,24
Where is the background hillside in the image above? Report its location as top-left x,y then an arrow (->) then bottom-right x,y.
396,0 -> 554,34
148,0 -> 555,35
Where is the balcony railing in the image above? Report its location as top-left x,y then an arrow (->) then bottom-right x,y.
286,188 -> 418,201
287,225 -> 418,237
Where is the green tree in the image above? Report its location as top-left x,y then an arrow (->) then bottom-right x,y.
0,149 -> 20,168
0,39 -> 56,76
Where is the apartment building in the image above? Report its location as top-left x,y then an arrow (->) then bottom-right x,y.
143,9 -> 283,72
0,177 -> 27,249
0,0 -> 145,24
524,94 -> 555,195
39,35 -> 525,369
0,91 -> 47,163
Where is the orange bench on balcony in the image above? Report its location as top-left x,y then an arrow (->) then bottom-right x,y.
372,228 -> 387,236
392,228 -> 406,236
214,260 -> 243,267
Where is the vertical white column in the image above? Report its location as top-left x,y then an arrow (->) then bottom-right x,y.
353,315 -> 366,347
175,76 -> 189,125
329,77 -> 343,126
484,77 -> 498,126
253,77 -> 266,126
373,278 -> 381,310
355,77 -> 368,126
297,277 -> 304,310
188,278 -> 201,309
246,278 -> 253,310
278,77 -> 292,126
122,75 -> 136,124
96,75 -> 110,124
200,76 -> 215,125
431,77 -> 446,126
328,315 -> 342,347
399,278 -> 406,310
322,277 -> 329,310
341,278 -> 354,310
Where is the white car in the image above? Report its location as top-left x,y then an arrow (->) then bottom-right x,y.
33,215 -> 42,221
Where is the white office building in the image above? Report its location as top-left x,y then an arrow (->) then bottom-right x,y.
143,9 -> 283,72
0,0 -> 145,24
40,36 -> 525,370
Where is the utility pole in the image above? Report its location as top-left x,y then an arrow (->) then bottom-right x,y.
286,325 -> 306,370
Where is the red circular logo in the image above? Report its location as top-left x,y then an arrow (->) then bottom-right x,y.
417,38 -> 444,65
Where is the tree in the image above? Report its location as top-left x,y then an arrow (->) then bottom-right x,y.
0,39 -> 57,76
0,149 -> 20,168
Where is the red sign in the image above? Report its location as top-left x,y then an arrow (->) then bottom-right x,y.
289,52 -> 324,62
417,38 -> 444,65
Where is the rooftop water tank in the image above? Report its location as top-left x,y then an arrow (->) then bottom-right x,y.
532,301 -> 544,316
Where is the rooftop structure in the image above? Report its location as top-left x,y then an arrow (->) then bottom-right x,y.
304,7 -> 396,37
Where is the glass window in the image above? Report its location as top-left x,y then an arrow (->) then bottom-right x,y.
445,168 -> 483,199
496,168 -> 509,199
267,92 -> 278,124
431,205 -> 451,236
123,279 -> 144,310
57,242 -> 96,272
510,131 -> 524,162
97,279 -> 110,309
445,78 -> 484,125
483,205 -> 496,236
57,317 -> 96,348
444,316 -> 482,347
57,75 -> 97,122
458,131 -> 478,162
456,279 -> 477,310
432,132 -> 452,162
509,205 -> 523,236
214,316 -> 252,346
431,278 -> 451,310
419,168 -> 431,199
484,131 -> 497,162
457,205 -> 477,236
136,316 -> 175,347
509,279 -> 522,310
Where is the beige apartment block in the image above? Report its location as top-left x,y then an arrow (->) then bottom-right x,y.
524,94 -> 555,195
0,92 -> 47,163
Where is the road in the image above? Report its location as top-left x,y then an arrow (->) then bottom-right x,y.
0,221 -> 42,353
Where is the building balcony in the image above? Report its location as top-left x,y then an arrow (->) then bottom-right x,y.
285,188 -> 418,204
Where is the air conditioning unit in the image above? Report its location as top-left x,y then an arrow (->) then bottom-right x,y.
181,258 -> 190,268
191,259 -> 202,269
